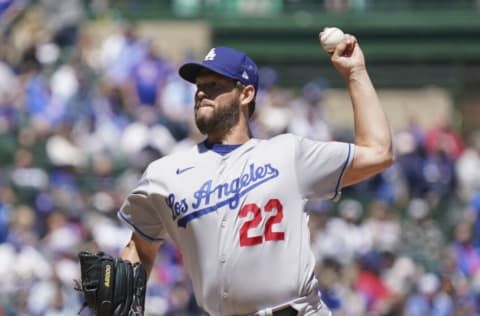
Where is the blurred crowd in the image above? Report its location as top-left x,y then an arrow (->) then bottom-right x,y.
1,1 -> 480,316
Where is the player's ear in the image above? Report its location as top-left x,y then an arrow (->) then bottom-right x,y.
239,85 -> 255,106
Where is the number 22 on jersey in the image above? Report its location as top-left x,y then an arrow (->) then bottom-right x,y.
238,198 -> 285,247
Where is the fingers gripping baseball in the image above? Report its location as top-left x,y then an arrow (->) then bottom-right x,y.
319,28 -> 366,79
332,34 -> 357,58
333,35 -> 366,77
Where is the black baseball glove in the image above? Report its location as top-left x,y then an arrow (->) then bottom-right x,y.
75,251 -> 147,316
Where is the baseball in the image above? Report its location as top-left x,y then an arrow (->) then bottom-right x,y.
320,27 -> 345,53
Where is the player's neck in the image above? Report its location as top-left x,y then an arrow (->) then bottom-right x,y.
207,123 -> 251,145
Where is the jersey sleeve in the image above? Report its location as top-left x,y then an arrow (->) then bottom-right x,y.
117,166 -> 168,242
295,136 -> 354,200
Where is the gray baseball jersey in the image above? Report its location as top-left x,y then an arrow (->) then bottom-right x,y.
118,133 -> 354,316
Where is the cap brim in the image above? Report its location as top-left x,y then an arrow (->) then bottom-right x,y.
179,62 -> 238,84
178,62 -> 205,84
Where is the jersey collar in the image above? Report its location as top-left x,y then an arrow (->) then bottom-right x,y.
203,140 -> 243,156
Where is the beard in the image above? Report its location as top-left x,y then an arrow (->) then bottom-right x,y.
195,99 -> 240,135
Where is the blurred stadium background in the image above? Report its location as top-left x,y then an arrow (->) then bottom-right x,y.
1,0 -> 480,315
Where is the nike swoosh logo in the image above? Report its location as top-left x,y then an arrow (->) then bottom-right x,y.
176,166 -> 195,175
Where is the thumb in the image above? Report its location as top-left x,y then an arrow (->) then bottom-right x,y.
331,39 -> 350,59
333,35 -> 357,59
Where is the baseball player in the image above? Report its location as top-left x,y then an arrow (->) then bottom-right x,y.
117,31 -> 393,316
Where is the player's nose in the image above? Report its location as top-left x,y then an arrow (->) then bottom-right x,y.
196,88 -> 208,99
195,91 -> 207,108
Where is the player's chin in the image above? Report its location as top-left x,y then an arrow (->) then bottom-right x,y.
195,109 -> 212,123
195,117 -> 214,135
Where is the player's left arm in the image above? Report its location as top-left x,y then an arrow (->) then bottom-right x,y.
329,34 -> 394,187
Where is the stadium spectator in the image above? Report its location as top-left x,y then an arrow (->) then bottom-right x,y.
401,198 -> 446,271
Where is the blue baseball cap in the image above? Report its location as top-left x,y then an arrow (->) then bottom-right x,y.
179,47 -> 259,93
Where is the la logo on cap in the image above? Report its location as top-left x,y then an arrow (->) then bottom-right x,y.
242,71 -> 249,80
204,48 -> 216,61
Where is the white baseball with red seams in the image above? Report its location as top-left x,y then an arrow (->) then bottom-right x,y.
320,27 -> 345,53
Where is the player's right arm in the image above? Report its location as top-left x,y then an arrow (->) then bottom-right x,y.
121,232 -> 162,278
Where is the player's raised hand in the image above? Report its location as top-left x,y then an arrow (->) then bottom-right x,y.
329,34 -> 367,79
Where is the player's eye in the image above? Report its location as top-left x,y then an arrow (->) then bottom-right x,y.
197,81 -> 235,95
197,82 -> 218,94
